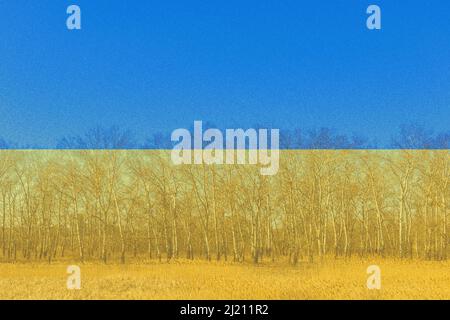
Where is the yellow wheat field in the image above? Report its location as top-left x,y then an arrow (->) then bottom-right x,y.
0,258 -> 448,300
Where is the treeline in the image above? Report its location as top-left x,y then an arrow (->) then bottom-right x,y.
0,149 -> 447,264
0,123 -> 449,149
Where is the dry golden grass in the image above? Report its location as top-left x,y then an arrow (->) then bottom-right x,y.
0,258 -> 448,300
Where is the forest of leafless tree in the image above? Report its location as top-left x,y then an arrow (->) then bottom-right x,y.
0,149 -> 447,264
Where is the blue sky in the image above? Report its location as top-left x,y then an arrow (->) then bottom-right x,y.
0,0 -> 449,147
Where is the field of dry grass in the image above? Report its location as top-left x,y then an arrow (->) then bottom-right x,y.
0,258 -> 448,300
